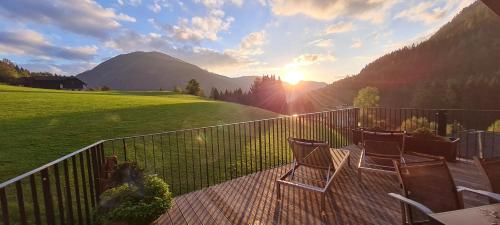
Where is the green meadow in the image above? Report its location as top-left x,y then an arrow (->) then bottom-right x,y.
0,84 -> 279,182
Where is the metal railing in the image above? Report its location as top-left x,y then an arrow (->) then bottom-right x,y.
0,108 -> 358,225
1,107 -> 499,225
358,108 -> 500,158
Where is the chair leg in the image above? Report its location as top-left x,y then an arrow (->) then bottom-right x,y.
321,193 -> 326,215
276,182 -> 281,201
357,168 -> 362,182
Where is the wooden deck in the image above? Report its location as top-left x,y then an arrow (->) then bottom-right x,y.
155,146 -> 490,225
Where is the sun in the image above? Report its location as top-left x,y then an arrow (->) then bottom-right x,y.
283,70 -> 304,85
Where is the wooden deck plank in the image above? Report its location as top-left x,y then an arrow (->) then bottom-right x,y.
158,145 -> 490,225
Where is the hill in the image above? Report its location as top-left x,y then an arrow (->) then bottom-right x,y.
293,1 -> 500,111
0,84 -> 278,182
77,51 -> 244,94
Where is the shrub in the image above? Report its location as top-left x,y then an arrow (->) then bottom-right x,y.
94,163 -> 172,225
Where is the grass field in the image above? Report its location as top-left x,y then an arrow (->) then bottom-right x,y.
0,84 -> 279,182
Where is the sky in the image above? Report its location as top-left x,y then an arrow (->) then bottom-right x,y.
0,0 -> 475,83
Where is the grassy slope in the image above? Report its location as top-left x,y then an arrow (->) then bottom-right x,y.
0,84 -> 279,182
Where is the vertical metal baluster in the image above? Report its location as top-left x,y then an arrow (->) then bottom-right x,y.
160,135 -> 165,180
216,127 -> 221,183
204,128 -> 209,187
71,156 -> 83,224
258,121 -> 263,171
243,123 -> 248,175
232,124 -> 238,178
85,150 -> 96,208
78,154 -> 90,225
63,160 -> 74,225
197,129 -> 203,188
152,135 -> 157,174
15,181 -> 28,225
0,187 -> 10,225
30,174 -> 41,225
210,128 -> 215,186
222,126 -> 227,180
41,168 -> 55,225
190,130 -> 196,190
238,123 -> 243,177
142,136 -> 147,170
175,132 -> 182,195
183,131 -> 189,192
122,139 -> 127,161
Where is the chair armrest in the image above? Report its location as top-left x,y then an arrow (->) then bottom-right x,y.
388,193 -> 434,215
457,186 -> 500,202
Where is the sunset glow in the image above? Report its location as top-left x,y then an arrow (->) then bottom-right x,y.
283,70 -> 304,85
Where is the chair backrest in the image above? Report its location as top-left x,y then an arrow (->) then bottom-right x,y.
474,156 -> 500,194
395,159 -> 462,214
288,138 -> 333,169
362,130 -> 406,157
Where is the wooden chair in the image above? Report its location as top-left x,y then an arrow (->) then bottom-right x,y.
389,158 -> 500,225
276,138 -> 350,214
474,156 -> 500,202
357,130 -> 406,180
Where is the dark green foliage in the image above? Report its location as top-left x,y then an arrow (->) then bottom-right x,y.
101,86 -> 111,91
185,79 -> 201,96
353,87 -> 380,108
216,75 -> 288,114
94,163 -> 172,225
0,59 -> 30,83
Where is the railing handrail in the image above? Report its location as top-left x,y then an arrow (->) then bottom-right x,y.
0,140 -> 105,188
103,107 -> 357,142
363,107 -> 500,112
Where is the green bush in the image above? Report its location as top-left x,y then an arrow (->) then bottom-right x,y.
94,164 -> 172,225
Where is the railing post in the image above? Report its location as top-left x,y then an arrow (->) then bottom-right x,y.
436,110 -> 447,136
354,108 -> 360,128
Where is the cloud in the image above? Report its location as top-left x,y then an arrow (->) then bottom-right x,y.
309,39 -> 333,48
395,0 -> 475,24
169,10 -> 234,42
270,0 -> 397,23
395,1 -> 447,24
0,29 -> 97,60
22,61 -> 97,75
148,0 -> 170,13
325,21 -> 355,34
194,0 -> 244,8
0,0 -> 136,38
105,30 -> 247,74
350,38 -> 362,48
257,0 -> 267,6
226,31 -> 267,57
117,0 -> 142,6
289,53 -> 336,67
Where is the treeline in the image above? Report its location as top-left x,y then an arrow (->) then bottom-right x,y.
0,59 -> 65,84
210,75 -> 288,114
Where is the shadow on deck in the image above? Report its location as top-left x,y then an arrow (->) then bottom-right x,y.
155,145 -> 489,225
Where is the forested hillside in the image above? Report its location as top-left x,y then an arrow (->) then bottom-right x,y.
293,1 -> 500,112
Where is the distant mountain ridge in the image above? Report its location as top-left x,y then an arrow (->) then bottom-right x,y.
77,51 -> 240,94
292,1 -> 500,112
77,51 -> 326,97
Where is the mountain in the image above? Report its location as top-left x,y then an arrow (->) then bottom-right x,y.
77,52 -> 326,98
292,1 -> 500,112
77,51 -> 243,94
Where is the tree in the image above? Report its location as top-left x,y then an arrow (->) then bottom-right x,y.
353,87 -> 380,108
172,85 -> 183,93
209,87 -> 220,99
185,79 -> 201,96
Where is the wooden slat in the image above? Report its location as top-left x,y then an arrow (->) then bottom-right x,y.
158,145 -> 489,225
